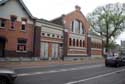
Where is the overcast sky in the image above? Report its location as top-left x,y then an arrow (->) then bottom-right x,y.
23,0 -> 125,44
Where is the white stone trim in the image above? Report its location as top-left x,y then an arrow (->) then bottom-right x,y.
41,40 -> 63,43
91,48 -> 102,50
69,46 -> 86,50
67,53 -> 87,55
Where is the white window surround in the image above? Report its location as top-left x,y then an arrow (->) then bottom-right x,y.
72,20 -> 84,34
16,39 -> 27,52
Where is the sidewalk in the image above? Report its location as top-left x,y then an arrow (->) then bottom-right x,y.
0,58 -> 104,69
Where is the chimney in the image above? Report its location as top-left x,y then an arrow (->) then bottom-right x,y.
75,5 -> 81,11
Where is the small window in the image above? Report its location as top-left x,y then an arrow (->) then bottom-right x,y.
57,35 -> 59,38
10,15 -> 17,29
21,18 -> 27,31
42,33 -> 45,36
61,36 -> 63,38
52,34 -> 55,37
17,39 -> 27,52
47,34 -> 50,37
0,19 -> 5,28
60,44 -> 63,47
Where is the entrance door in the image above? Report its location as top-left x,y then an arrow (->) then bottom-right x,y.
0,38 -> 5,57
40,42 -> 48,59
51,44 -> 58,59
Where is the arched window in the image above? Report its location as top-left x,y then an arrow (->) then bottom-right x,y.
76,39 -> 79,47
80,40 -> 82,47
83,40 -> 85,47
71,19 -> 84,34
69,38 -> 72,46
73,39 -> 75,46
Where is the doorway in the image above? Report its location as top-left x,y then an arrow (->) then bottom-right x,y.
0,37 -> 6,57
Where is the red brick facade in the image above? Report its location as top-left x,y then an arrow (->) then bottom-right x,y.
61,6 -> 90,57
0,18 -> 34,57
0,0 -> 103,60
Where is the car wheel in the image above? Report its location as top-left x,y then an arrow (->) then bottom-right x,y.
115,63 -> 119,67
0,77 -> 8,84
105,63 -> 109,67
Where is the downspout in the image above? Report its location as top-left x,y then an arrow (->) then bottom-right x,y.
33,19 -> 36,57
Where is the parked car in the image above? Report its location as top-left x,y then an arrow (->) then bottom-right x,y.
121,56 -> 125,65
0,69 -> 17,84
105,55 -> 122,67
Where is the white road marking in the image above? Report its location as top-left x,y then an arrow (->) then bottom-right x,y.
17,64 -> 104,77
65,69 -> 125,84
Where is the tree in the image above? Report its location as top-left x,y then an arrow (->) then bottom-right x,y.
87,3 -> 125,52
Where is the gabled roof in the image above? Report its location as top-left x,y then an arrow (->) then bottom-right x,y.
38,18 -> 64,28
51,15 -> 64,26
0,0 -> 34,19
51,6 -> 89,27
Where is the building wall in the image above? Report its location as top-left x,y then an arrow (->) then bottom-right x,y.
40,20 -> 64,60
0,0 -> 34,57
63,7 -> 90,57
89,36 -> 102,57
0,0 -> 33,23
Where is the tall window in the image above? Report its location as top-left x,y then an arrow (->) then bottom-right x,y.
71,21 -> 74,32
76,39 -> 79,46
73,39 -> 75,46
17,39 -> 27,52
80,22 -> 84,34
10,15 -> 17,29
69,38 -> 72,46
72,20 -> 84,34
80,40 -> 82,47
74,20 -> 80,33
83,40 -> 85,47
21,18 -> 27,31
0,18 -> 5,28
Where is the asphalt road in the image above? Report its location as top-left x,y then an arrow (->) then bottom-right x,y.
14,63 -> 125,84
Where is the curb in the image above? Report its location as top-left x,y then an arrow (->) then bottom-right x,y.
0,59 -> 104,69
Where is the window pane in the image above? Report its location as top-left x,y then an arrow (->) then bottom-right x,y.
10,16 -> 17,29
18,39 -> 26,43
17,39 -> 27,52
21,24 -> 25,30
80,22 -> 84,34
74,20 -> 80,33
0,19 -> 5,27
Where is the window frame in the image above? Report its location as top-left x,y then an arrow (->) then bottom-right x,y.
72,19 -> 84,34
10,15 -> 17,30
21,18 -> 27,31
16,39 -> 27,52
0,18 -> 6,28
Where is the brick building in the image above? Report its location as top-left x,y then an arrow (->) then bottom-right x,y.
36,19 -> 64,60
0,0 -> 102,61
51,6 -> 102,60
0,0 -> 40,61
